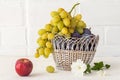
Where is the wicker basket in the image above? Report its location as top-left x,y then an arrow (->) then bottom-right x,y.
52,35 -> 99,71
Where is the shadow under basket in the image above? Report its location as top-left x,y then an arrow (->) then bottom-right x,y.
52,35 -> 99,71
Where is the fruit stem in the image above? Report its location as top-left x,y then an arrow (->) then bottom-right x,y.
69,3 -> 80,15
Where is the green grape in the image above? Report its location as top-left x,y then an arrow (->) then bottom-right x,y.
75,19 -> 80,23
48,33 -> 55,40
83,22 -> 86,28
38,48 -> 44,55
41,33 -> 48,39
36,47 -> 39,52
45,24 -> 53,32
46,66 -> 55,73
59,11 -> 68,19
61,27 -> 68,35
52,26 -> 59,34
58,8 -> 64,13
34,52 -> 40,58
50,20 -> 57,27
58,32 -> 64,36
65,32 -> 71,38
37,37 -> 41,44
57,21 -> 64,31
71,18 -> 77,28
38,29 -> 46,36
76,27 -> 84,34
38,39 -> 46,47
43,54 -> 49,58
52,15 -> 61,23
69,28 -> 74,33
77,21 -> 86,29
50,11 -> 59,17
63,18 -> 70,27
50,20 -> 53,24
81,21 -> 86,28
75,14 -> 82,20
51,47 -> 54,53
46,41 -> 52,48
44,47 -> 51,57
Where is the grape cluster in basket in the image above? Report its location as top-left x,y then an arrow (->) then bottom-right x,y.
35,3 -> 93,58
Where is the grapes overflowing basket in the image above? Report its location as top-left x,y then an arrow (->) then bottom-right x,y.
52,35 -> 99,71
35,3 -> 99,71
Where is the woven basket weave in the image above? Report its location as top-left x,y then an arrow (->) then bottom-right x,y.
52,35 -> 99,71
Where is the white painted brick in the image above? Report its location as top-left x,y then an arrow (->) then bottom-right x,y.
27,27 -> 40,56
0,30 -> 1,46
95,26 -> 120,57
0,0 -> 24,26
28,0 -> 79,28
91,26 -> 105,45
1,27 -> 27,46
90,27 -> 106,57
28,27 -> 39,48
105,26 -> 120,45
95,46 -> 120,57
80,0 -> 120,26
28,47 -> 36,56
0,46 -> 27,56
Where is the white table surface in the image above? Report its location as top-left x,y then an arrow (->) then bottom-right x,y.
0,55 -> 120,80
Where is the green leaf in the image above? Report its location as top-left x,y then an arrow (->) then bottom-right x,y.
91,61 -> 104,70
84,61 -> 111,74
84,64 -> 91,73
105,64 -> 110,69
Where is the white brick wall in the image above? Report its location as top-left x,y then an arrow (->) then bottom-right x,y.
0,0 -> 25,26
0,0 -> 120,56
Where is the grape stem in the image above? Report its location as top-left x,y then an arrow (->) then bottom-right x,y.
69,3 -> 80,15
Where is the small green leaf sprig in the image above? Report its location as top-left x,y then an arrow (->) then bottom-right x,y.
84,61 -> 110,74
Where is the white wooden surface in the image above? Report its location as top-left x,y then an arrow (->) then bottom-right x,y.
0,55 -> 120,80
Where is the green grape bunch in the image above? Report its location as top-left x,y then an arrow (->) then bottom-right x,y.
35,3 -> 87,58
